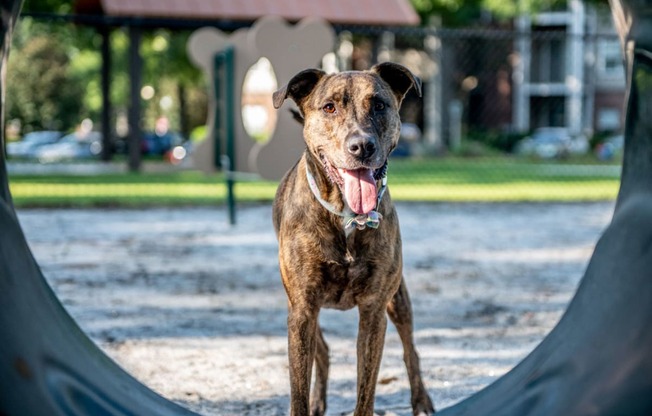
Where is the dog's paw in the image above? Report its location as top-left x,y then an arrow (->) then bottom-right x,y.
413,397 -> 436,415
310,401 -> 326,416
413,405 -> 436,415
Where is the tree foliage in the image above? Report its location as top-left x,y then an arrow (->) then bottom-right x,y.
410,0 -> 579,26
7,23 -> 86,132
21,0 -> 72,14
7,4 -> 207,138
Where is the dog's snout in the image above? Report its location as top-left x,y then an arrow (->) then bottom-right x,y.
347,136 -> 377,159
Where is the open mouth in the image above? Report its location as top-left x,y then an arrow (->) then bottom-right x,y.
319,153 -> 381,215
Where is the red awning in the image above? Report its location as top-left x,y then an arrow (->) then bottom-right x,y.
85,0 -> 420,26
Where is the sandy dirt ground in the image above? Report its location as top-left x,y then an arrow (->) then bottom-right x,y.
16,201 -> 614,415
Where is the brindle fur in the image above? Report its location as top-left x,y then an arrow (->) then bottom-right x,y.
272,63 -> 435,416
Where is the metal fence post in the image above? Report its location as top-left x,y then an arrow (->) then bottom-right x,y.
214,46 -> 236,225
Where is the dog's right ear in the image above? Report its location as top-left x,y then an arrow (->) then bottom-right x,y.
273,69 -> 325,110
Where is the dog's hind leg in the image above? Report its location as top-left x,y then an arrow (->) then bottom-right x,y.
387,278 -> 435,415
310,325 -> 330,416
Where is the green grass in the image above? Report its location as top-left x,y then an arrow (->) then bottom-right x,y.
386,157 -> 620,201
7,157 -> 621,207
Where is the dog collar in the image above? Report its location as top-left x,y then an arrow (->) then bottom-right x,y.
305,162 -> 387,231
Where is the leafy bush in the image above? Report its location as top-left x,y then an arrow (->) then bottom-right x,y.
466,129 -> 528,153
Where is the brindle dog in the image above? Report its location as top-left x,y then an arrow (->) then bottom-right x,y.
272,62 -> 435,416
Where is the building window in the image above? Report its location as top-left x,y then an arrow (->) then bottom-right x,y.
597,39 -> 624,78
531,27 -> 566,84
530,96 -> 566,128
597,107 -> 621,131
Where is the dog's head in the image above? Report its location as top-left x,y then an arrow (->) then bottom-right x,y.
273,62 -> 421,214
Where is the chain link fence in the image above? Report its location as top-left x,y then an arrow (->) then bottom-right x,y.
337,23 -> 625,156
5,16 -> 624,206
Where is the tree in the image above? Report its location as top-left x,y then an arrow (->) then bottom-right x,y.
139,29 -> 207,138
21,0 -> 72,14
6,29 -> 85,132
410,0 -> 578,26
8,3 -> 208,140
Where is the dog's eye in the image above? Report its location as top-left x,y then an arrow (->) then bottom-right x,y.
374,101 -> 386,112
323,103 -> 336,114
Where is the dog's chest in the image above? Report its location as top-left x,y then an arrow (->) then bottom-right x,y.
319,246 -> 385,310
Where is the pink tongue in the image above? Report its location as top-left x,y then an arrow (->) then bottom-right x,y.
338,168 -> 377,214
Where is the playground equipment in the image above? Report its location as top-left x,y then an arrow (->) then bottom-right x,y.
1,0 -> 651,414
187,16 -> 334,224
187,16 -> 335,181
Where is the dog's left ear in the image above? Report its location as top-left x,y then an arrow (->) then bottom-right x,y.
371,62 -> 422,104
273,68 -> 326,110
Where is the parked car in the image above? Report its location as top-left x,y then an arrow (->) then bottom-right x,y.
164,140 -> 193,165
595,134 -> 624,161
515,127 -> 589,159
392,122 -> 421,157
35,131 -> 103,163
141,130 -> 184,155
6,131 -> 63,159
115,131 -> 185,157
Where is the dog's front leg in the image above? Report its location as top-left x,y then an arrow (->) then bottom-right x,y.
355,303 -> 389,415
287,304 -> 319,416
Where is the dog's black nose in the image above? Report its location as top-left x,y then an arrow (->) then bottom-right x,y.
347,136 -> 377,159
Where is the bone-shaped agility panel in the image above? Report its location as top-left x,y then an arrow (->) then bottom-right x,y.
249,16 -> 336,180
188,16 -> 335,180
